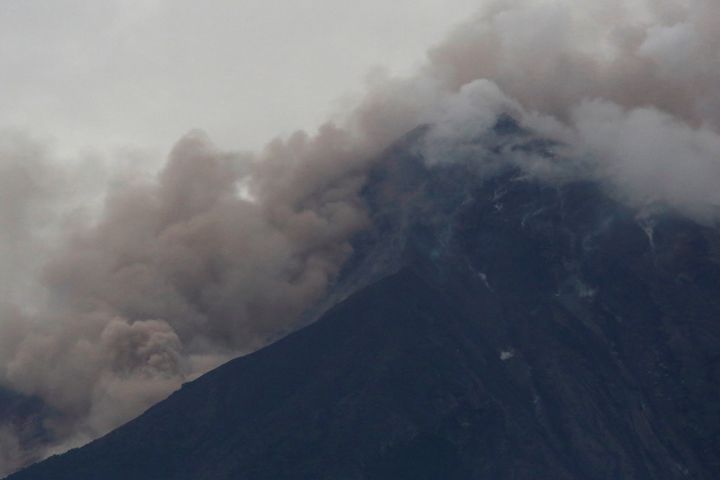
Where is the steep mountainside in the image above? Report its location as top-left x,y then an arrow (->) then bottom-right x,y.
0,389 -> 54,474
8,119 -> 720,479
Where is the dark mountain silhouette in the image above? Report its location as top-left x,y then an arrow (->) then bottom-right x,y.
0,388 -> 54,473
8,118 -> 720,479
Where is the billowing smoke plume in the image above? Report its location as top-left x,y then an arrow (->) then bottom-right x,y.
2,0 -> 720,474
0,126 -> 374,469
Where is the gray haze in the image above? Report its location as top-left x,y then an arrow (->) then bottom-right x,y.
0,0 -> 481,156
2,0 -> 720,474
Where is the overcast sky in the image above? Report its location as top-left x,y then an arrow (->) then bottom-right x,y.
0,0 -> 480,157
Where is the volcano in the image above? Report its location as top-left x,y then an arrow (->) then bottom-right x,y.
8,118 -> 720,480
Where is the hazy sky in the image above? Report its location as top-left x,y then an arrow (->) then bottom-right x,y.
0,0 -> 480,156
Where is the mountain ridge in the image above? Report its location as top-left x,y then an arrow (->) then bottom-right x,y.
7,118 -> 720,479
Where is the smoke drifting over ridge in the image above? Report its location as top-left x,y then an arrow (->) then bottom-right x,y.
2,0 -> 720,473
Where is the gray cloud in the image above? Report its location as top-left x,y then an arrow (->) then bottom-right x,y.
0,0 -> 481,155
2,0 -> 720,474
417,0 -> 720,221
0,427 -> 23,476
0,125 -> 374,474
428,0 -> 720,128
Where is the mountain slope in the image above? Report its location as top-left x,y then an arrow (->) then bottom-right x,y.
8,120 -> 720,479
0,389 -> 54,474
8,268 -> 532,479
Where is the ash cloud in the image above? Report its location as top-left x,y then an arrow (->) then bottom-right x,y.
419,0 -> 720,220
2,0 -> 720,474
0,127 -> 373,473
